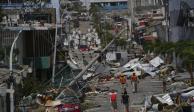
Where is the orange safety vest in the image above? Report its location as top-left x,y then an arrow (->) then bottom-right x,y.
120,76 -> 126,84
131,75 -> 137,81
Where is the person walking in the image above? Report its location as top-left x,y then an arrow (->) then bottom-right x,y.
109,89 -> 118,112
119,73 -> 127,89
130,72 -> 139,93
162,79 -> 167,93
170,69 -> 176,82
121,88 -> 130,112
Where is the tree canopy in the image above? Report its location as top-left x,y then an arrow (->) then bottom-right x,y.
143,40 -> 194,85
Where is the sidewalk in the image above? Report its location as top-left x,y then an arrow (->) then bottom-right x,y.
83,76 -> 163,112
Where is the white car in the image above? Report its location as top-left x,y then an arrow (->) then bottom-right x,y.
116,22 -> 122,26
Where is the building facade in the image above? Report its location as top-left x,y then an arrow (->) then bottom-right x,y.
131,0 -> 164,14
0,0 -> 60,23
0,0 -> 58,81
81,0 -> 128,12
168,0 -> 194,42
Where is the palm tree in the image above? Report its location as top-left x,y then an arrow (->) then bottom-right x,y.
180,48 -> 194,85
89,4 -> 102,27
160,42 -> 175,64
143,40 -> 194,85
175,41 -> 194,85
175,41 -> 193,65
89,4 -> 101,17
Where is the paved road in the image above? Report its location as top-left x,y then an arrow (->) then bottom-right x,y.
84,76 -> 163,112
79,21 -> 91,34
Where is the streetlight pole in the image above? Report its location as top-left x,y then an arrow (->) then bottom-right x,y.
9,30 -> 22,112
165,0 -> 169,42
129,0 -> 134,34
52,8 -> 58,84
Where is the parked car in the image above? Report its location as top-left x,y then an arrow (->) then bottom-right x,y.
60,97 -> 81,112
56,89 -> 81,112
79,45 -> 89,52
116,22 -> 122,26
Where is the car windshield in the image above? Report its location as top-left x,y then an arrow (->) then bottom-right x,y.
79,45 -> 88,48
56,89 -> 79,104
61,97 -> 80,104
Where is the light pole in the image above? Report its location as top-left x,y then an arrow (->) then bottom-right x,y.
9,30 -> 22,112
52,9 -> 58,84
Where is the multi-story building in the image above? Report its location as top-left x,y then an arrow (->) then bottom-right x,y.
130,0 -> 164,16
0,0 -> 60,81
130,0 -> 194,42
128,0 -> 165,43
0,0 -> 60,23
168,0 -> 194,42
0,0 -> 23,3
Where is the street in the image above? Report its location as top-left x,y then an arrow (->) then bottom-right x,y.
84,76 -> 163,112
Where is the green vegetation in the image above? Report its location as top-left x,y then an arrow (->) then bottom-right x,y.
89,4 -> 129,50
89,4 -> 101,28
89,4 -> 105,47
66,2 -> 86,13
143,40 -> 194,85
16,76 -> 44,97
115,38 -> 128,50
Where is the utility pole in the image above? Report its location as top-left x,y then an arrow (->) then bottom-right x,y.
129,0 -> 134,36
165,0 -> 169,42
52,0 -> 60,84
52,8 -> 58,84
9,30 -> 22,112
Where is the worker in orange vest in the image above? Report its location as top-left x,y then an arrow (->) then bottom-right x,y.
119,73 -> 127,89
130,73 -> 139,93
